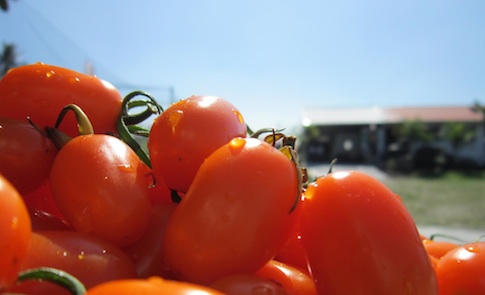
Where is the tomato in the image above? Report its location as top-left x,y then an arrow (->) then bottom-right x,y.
0,63 -> 122,137
0,117 -> 58,195
422,239 -> 459,259
254,260 -> 318,295
4,230 -> 137,295
299,171 -> 437,294
122,202 -> 178,279
274,219 -> 309,273
162,137 -> 301,285
0,174 -> 31,289
148,95 -> 247,193
85,276 -> 224,295
50,134 -> 152,247
436,242 -> 485,294
210,274 -> 290,295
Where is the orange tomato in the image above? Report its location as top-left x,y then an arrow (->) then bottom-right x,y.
0,174 -> 32,289
162,137 -> 301,285
85,276 -> 224,295
0,63 -> 122,136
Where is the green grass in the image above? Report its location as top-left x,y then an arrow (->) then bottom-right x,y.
383,171 -> 485,230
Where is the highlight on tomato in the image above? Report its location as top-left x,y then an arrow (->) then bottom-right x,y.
0,174 -> 32,290
299,170 -> 438,294
0,62 -> 122,137
0,117 -> 58,195
148,95 -> 247,194
210,274 -> 290,295
85,276 -> 224,295
435,241 -> 485,295
162,137 -> 301,285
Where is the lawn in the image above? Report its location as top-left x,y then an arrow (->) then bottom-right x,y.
383,171 -> 485,230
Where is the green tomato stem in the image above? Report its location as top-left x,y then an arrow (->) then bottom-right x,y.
16,267 -> 86,295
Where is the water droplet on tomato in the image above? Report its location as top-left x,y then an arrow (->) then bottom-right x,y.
77,251 -> 85,260
69,76 -> 80,83
169,110 -> 184,133
251,286 -> 274,294
118,163 -> 133,172
466,244 -> 480,253
229,137 -> 246,152
233,109 -> 244,124
45,70 -> 55,78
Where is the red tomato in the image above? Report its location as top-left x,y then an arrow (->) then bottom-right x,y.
0,117 -> 58,195
254,260 -> 318,295
162,137 -> 301,285
4,230 -> 137,295
0,63 -> 122,137
148,95 -> 247,193
436,242 -> 485,294
122,202 -> 178,279
422,239 -> 459,259
274,216 -> 309,274
299,171 -> 437,294
50,134 -> 152,247
85,276 -> 224,295
0,174 -> 32,289
210,274 -> 290,295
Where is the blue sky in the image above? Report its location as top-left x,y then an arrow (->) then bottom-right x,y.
2,0 -> 485,131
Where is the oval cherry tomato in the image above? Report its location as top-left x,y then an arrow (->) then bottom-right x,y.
0,62 -> 122,136
436,242 -> 485,295
85,276 -> 224,295
299,171 -> 437,294
0,117 -> 58,195
210,274 -> 290,295
148,95 -> 247,193
422,239 -> 459,259
0,174 -> 31,289
162,137 -> 301,285
50,134 -> 152,247
254,260 -> 318,295
4,230 -> 137,294
122,202 -> 178,279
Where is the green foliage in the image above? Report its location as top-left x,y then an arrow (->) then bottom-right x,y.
394,119 -> 434,143
439,122 -> 476,147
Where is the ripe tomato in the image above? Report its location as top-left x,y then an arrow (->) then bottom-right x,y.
4,230 -> 137,295
50,134 -> 152,247
274,221 -> 309,273
299,171 -> 437,294
122,202 -> 178,279
436,242 -> 485,294
148,95 -> 247,193
0,174 -> 32,289
210,274 -> 290,295
254,260 -> 318,295
85,276 -> 224,295
162,137 -> 301,285
422,239 -> 459,259
0,117 -> 58,195
0,63 -> 122,137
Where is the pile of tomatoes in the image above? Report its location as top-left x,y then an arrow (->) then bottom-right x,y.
0,63 -> 484,295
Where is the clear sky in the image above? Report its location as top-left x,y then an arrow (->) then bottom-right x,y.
2,0 -> 485,132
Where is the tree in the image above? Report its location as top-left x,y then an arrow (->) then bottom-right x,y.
0,43 -> 20,77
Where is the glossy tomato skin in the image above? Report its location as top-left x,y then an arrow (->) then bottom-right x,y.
0,63 -> 122,136
50,134 -> 152,247
436,242 -> 485,295
5,230 -> 137,295
162,137 -> 301,285
0,174 -> 31,289
148,95 -> 247,193
210,274 -> 290,295
85,276 -> 224,295
299,171 -> 437,295
0,117 -> 58,195
254,260 -> 318,295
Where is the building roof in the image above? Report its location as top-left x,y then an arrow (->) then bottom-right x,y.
301,105 -> 483,126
